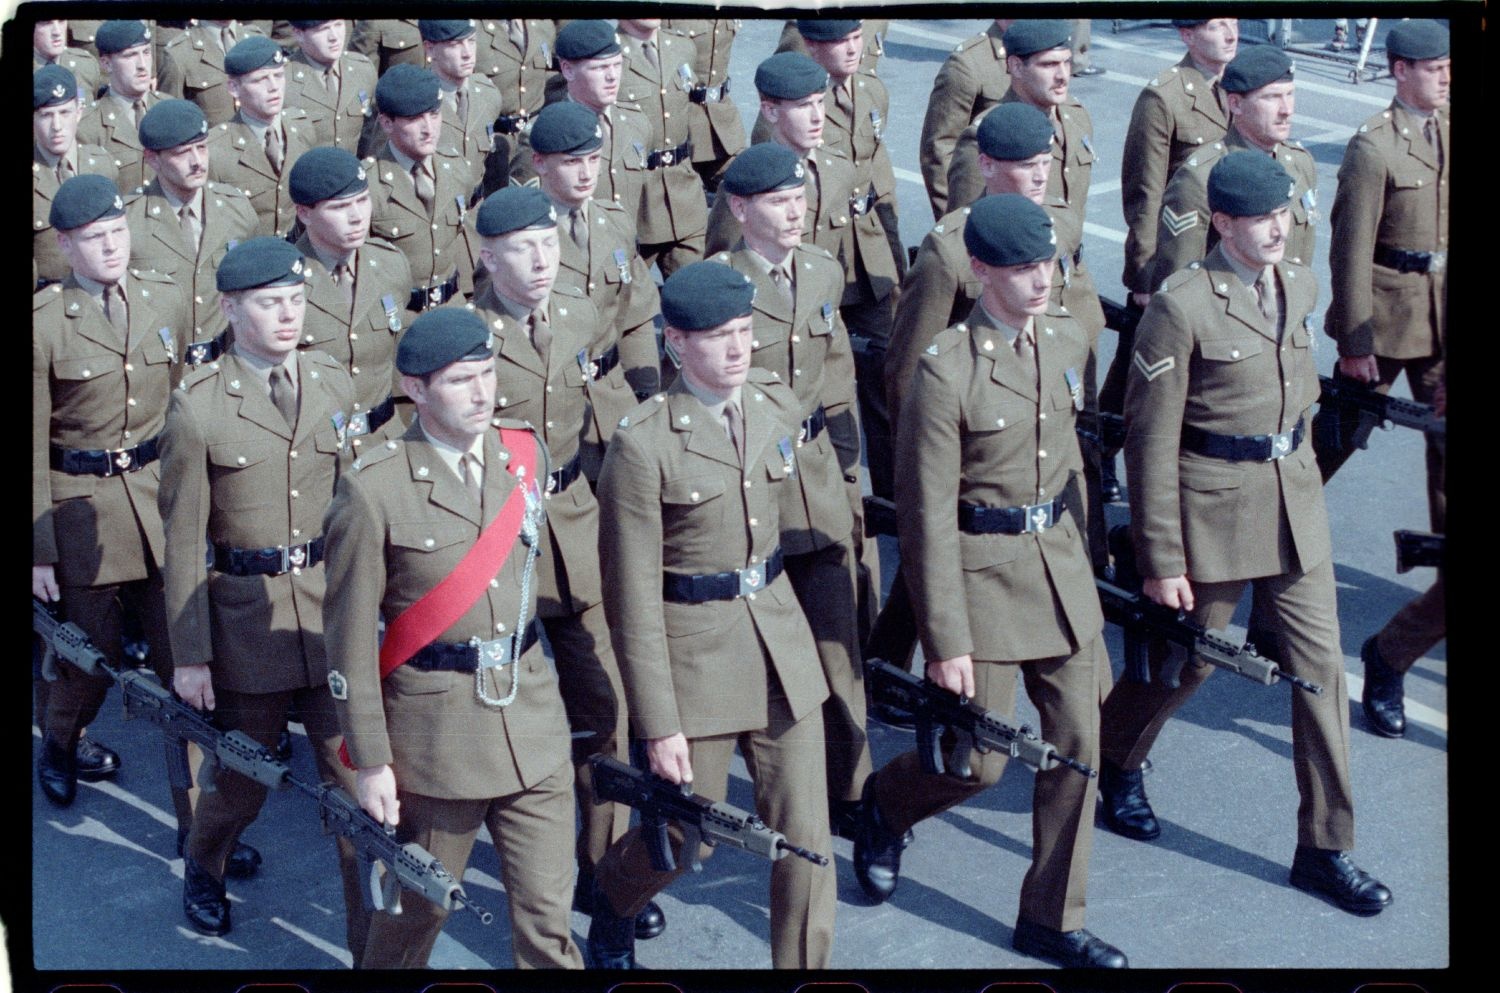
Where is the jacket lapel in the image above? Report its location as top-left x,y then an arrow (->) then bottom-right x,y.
224,354 -> 294,439
670,387 -> 740,469
405,431 -> 482,524
62,278 -> 127,355
1205,248 -> 1276,342
1392,103 -> 1438,171
968,306 -> 1038,402
229,118 -> 281,183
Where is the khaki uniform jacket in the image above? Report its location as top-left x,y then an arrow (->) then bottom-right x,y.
1124,246 -> 1329,584
462,283 -> 602,616
282,50 -> 378,156
775,19 -> 887,72
898,304 -> 1101,664
348,20 -> 423,76
1325,101 -> 1449,359
1150,130 -> 1320,289
76,90 -> 169,193
663,19 -> 748,167
438,75 -> 504,194
207,109 -> 315,238
718,243 -> 861,556
472,19 -> 557,188
919,22 -> 1009,219
161,23 -> 269,126
1121,55 -> 1231,295
365,143 -> 477,292
33,144 -> 117,285
598,370 -> 829,739
293,233 -> 413,449
705,144 -> 857,262
323,420 -> 573,800
618,31 -> 709,244
33,271 -> 186,585
158,350 -> 352,692
125,179 -> 258,345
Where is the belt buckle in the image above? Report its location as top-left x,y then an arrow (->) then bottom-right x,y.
736,565 -> 764,598
469,634 -> 512,671
347,411 -> 371,438
1022,501 -> 1055,534
1266,432 -> 1293,461
661,148 -> 674,166
427,285 -> 443,308
112,448 -> 133,472
187,340 -> 214,365
1428,251 -> 1447,273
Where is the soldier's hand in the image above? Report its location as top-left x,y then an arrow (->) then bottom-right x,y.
1337,354 -> 1380,383
1131,292 -> 1152,309
647,733 -> 693,786
174,664 -> 216,711
32,565 -> 60,602
1144,575 -> 1195,613
927,654 -> 976,700
357,765 -> 401,826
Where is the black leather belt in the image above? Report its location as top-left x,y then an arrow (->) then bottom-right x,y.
958,496 -> 1068,535
348,396 -> 397,438
688,78 -> 730,104
1181,417 -> 1306,462
408,622 -> 541,672
1374,246 -> 1447,274
548,452 -> 582,494
646,140 -> 693,170
663,548 -> 784,603
577,344 -> 620,382
799,405 -> 827,443
494,110 -> 532,135
51,435 -> 161,477
407,272 -> 460,313
184,336 -> 224,367
212,536 -> 325,576
849,186 -> 878,216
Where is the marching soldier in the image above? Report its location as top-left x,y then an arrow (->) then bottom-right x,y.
775,17 -> 888,73
918,19 -> 1011,220
160,19 -> 268,127
126,99 -> 258,368
1149,45 -> 1318,288
322,307 -> 584,969
713,143 -> 871,840
419,19 -> 503,197
1313,19 -> 1450,533
160,237 -> 367,952
528,102 -> 663,479
33,18 -> 101,103
283,20 -> 379,157
585,262 -> 834,969
662,17 -> 747,191
1095,153 -> 1393,917
850,194 -> 1125,969
78,20 -> 168,194
207,37 -> 314,238
34,66 -> 117,287
472,18 -> 558,191
365,64 -> 476,315
349,19 -> 423,76
288,146 -> 413,455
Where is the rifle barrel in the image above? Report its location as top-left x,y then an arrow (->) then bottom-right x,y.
776,840 -> 829,866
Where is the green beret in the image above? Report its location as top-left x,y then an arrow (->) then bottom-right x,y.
529,102 -> 604,156
977,103 -> 1054,161
224,36 -> 287,77
721,143 -> 804,197
555,20 -> 621,61
397,307 -> 494,376
139,99 -> 209,150
418,20 -> 477,43
95,20 -> 151,56
1172,20 -> 1210,28
289,146 -> 369,205
376,63 -> 441,117
796,20 -> 862,43
1207,150 -> 1294,217
34,65 -> 77,110
963,194 -> 1056,267
754,51 -> 829,101
476,186 -> 557,238
1003,20 -> 1072,58
49,175 -> 125,231
1222,45 -> 1294,93
216,237 -> 307,292
1386,20 -> 1449,61
661,262 -> 756,331
289,21 -> 337,31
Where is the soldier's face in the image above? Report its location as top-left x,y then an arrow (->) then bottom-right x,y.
33,99 -> 82,157
1182,20 -> 1239,69
972,256 -> 1055,328
104,42 -> 153,99
1009,49 -> 1072,108
381,108 -> 441,160
404,358 -> 497,447
1394,56 -> 1451,112
145,138 -> 210,197
667,315 -> 754,396
534,149 -> 602,208
58,214 -> 131,285
298,190 -> 372,256
425,34 -> 476,83
1212,207 -> 1290,269
617,19 -> 661,38
221,284 -> 307,364
732,187 -> 807,254
228,65 -> 286,121
807,29 -> 864,81
1229,82 -> 1295,149
983,151 -> 1051,204
34,21 -> 68,59
293,21 -> 347,65
561,55 -> 622,109
481,227 -> 560,309
763,93 -> 825,152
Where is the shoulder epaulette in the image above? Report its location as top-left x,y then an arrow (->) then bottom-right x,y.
33,283 -> 65,311
1160,264 -> 1202,294
351,436 -> 404,472
616,392 -> 668,430
176,360 -> 223,391
928,324 -> 967,355
1358,108 -> 1395,136
133,268 -> 176,285
796,242 -> 836,264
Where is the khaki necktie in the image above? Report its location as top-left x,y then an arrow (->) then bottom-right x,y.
266,125 -> 284,172
269,364 -> 298,429
507,19 -> 527,52
725,400 -> 745,465
324,63 -> 339,99
455,86 -> 469,126
1424,116 -> 1444,171
104,283 -> 129,335
179,203 -> 201,255
568,208 -> 588,251
770,264 -> 794,308
643,39 -> 660,73
132,99 -> 147,129
804,155 -> 820,212
54,156 -> 73,185
220,25 -> 238,53
529,309 -> 552,365
412,161 -> 435,214
834,82 -> 853,116
1014,325 -> 1037,382
333,260 -> 355,306
1255,268 -> 1282,334
460,451 -> 483,507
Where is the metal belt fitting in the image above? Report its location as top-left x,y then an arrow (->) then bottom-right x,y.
494,110 -> 533,135
407,272 -> 460,313
184,336 -> 224,367
848,186 -> 878,216
576,344 -> 620,382
688,77 -> 730,103
346,396 -> 397,439
212,535 -> 326,576
646,140 -> 693,170
1180,417 -> 1306,462
663,548 -> 785,603
799,405 -> 827,443
50,435 -> 161,477
957,496 -> 1068,535
1374,246 -> 1446,274
408,622 -> 541,673
548,452 -> 582,494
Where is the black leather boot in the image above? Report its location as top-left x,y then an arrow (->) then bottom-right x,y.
1361,637 -> 1406,738
585,884 -> 637,969
852,777 -> 904,903
182,857 -> 231,936
1098,759 -> 1161,841
74,735 -> 121,781
38,737 -> 78,807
